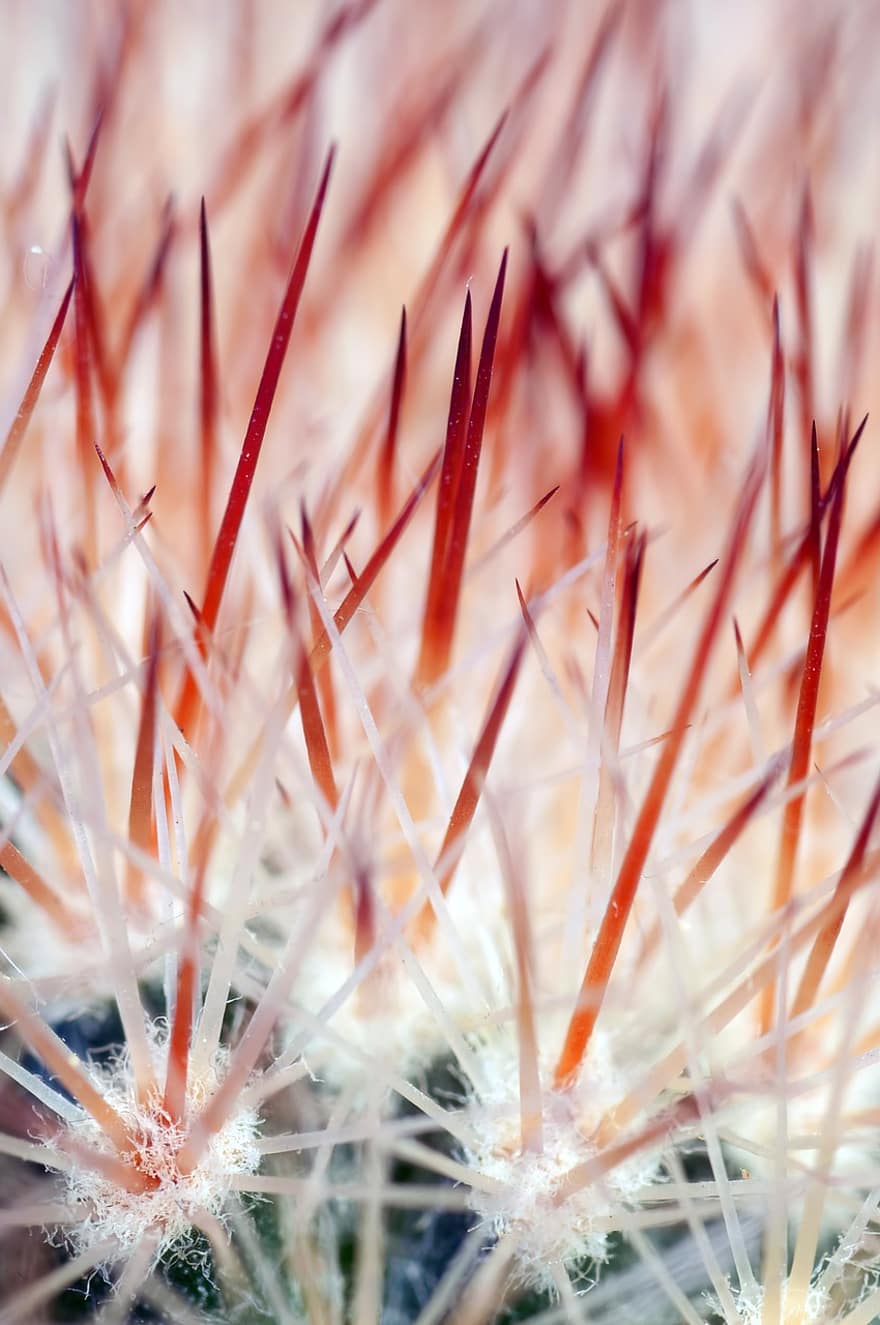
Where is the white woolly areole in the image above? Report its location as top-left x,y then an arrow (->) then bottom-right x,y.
727,1280 -> 835,1324
57,1036 -> 261,1265
464,1029 -> 661,1292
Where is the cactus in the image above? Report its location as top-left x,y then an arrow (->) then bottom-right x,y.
1,3 -> 880,1322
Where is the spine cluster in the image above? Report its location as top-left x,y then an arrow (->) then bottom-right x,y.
0,4 -> 879,1324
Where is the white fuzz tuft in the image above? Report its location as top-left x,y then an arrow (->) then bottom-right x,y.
464,1030 -> 660,1291
726,1280 -> 835,1324
56,1032 -> 261,1267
